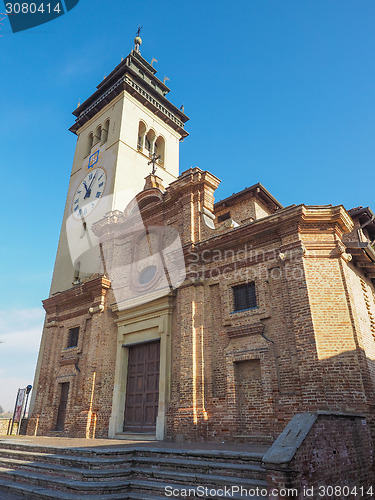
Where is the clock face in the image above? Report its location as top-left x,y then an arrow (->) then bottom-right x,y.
72,168 -> 107,220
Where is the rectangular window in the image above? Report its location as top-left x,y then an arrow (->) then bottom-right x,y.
232,282 -> 257,312
67,327 -> 79,348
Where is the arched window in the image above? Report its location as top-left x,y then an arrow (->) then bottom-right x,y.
145,129 -> 155,154
93,126 -> 101,146
154,136 -> 165,166
87,133 -> 93,156
137,121 -> 146,151
101,119 -> 109,143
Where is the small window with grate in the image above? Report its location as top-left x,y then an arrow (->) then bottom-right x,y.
67,327 -> 79,348
218,212 -> 231,223
232,282 -> 257,312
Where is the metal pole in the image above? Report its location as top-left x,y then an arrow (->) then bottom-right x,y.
9,389 -> 20,436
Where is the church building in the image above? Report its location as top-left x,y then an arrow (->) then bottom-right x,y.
28,35 -> 375,450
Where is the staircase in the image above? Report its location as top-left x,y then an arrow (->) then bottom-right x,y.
0,441 -> 269,499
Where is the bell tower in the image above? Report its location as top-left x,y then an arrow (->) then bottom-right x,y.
28,33 -> 189,439
50,34 -> 189,294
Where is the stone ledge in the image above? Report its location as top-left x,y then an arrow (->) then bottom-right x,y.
227,322 -> 265,339
59,357 -> 79,367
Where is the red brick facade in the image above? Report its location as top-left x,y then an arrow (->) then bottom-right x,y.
28,168 -> 375,451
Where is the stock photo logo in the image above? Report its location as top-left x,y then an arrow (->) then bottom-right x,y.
66,188 -> 186,312
3,0 -> 79,32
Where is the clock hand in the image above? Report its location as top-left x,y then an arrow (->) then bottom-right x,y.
87,172 -> 97,192
84,172 -> 97,199
83,181 -> 90,199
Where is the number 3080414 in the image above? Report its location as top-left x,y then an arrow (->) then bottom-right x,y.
5,3 -> 62,14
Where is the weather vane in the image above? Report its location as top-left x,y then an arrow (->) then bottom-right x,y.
134,25 -> 143,53
148,153 -> 161,176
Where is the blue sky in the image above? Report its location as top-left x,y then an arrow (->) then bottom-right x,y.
0,0 -> 374,410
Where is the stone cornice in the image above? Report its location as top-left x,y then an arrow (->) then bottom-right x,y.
112,292 -> 175,325
188,204 -> 353,256
70,59 -> 188,138
165,168 -> 221,200
299,205 -> 353,234
43,276 -> 111,316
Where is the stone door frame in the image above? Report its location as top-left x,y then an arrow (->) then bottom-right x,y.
108,294 -> 174,440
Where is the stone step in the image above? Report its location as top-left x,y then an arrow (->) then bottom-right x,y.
0,467 -> 129,494
0,448 -> 131,470
0,480 -> 131,499
0,480 -> 268,500
129,479 -> 268,500
127,494 -> 179,500
0,445 -> 266,472
132,447 -> 266,465
0,441 -> 269,499
134,455 -> 265,478
0,465 -> 268,500
131,466 -> 268,489
0,441 -> 266,464
0,441 -> 133,458
0,456 -> 265,484
0,449 -> 264,478
0,457 -> 131,481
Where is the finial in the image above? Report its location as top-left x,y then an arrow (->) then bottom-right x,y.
180,104 -> 184,113
134,25 -> 143,53
163,76 -> 170,85
121,55 -> 124,61
151,58 -> 158,67
77,99 -> 80,108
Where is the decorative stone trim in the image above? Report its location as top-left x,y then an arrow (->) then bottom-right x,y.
227,322 -> 265,339
59,357 -> 79,367
46,321 -> 58,328
125,76 -> 185,129
360,278 -> 375,336
89,304 -> 105,315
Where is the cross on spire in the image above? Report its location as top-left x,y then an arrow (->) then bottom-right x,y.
148,153 -> 161,175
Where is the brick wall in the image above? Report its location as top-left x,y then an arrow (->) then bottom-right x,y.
264,413 -> 374,500
0,419 -> 11,435
28,277 -> 115,438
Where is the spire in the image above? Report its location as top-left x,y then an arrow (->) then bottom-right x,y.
134,25 -> 143,54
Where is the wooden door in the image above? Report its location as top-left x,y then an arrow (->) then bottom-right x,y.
56,382 -> 69,431
123,341 -> 160,433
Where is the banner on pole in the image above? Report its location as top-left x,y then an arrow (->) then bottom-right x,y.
13,388 -> 26,423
